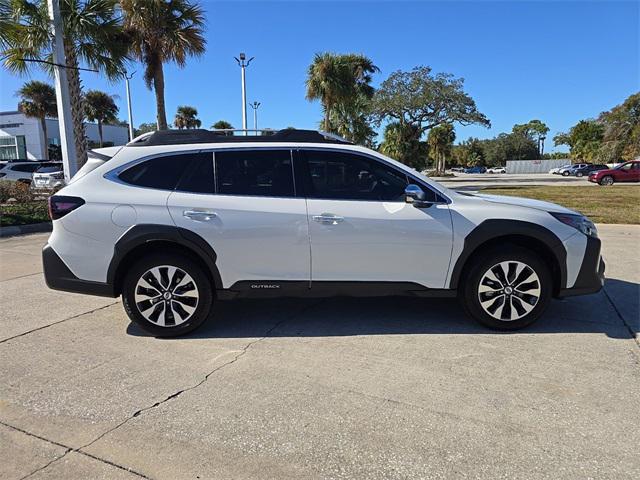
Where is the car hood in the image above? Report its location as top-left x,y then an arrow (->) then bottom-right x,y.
590,168 -> 615,175
468,193 -> 577,214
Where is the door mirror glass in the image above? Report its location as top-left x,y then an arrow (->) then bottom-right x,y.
405,184 -> 431,207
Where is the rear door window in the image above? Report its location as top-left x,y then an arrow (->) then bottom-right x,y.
215,149 -> 294,197
176,153 -> 215,194
118,153 -> 203,190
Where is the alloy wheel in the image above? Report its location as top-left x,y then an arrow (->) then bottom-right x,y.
134,266 -> 199,327
477,261 -> 541,321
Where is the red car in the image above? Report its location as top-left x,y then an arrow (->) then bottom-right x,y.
588,160 -> 640,185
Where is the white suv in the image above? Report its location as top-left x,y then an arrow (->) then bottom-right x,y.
43,129 -> 604,336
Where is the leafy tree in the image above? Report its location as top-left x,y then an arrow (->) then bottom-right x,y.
174,105 -> 201,129
16,80 -> 57,159
121,0 -> 206,131
427,124 -> 456,174
372,66 -> 490,167
134,122 -> 157,137
452,137 -> 485,167
211,120 -> 234,130
379,122 -> 427,170
83,90 -> 118,147
599,92 -> 640,162
329,94 -> 377,147
306,52 -> 379,132
3,0 -> 129,166
554,120 -> 605,162
513,119 -> 549,157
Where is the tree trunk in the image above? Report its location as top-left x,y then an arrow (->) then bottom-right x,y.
98,120 -> 103,147
63,42 -> 88,167
153,63 -> 168,130
40,117 -> 49,160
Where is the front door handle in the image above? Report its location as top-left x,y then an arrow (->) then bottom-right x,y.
183,210 -> 217,222
313,213 -> 344,225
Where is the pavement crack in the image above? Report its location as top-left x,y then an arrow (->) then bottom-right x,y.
77,299 -> 325,453
1,271 -> 43,282
0,302 -> 118,345
603,286 -> 640,349
0,421 -> 150,479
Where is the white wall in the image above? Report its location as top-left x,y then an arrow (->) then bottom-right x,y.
506,159 -> 570,174
46,118 -> 129,147
0,111 -> 46,159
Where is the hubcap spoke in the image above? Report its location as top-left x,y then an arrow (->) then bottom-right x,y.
134,265 -> 199,327
478,260 -> 541,322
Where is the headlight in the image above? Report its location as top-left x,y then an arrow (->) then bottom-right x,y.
550,212 -> 598,238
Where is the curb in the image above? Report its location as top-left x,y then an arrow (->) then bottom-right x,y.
0,222 -> 52,238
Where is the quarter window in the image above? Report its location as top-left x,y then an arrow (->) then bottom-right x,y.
118,153 -> 201,190
215,150 -> 294,197
303,150 -> 411,202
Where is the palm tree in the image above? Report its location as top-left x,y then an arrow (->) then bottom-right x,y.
16,80 -> 57,159
211,120 -> 233,130
83,90 -> 119,147
427,124 -> 456,175
121,0 -> 206,131
2,0 -> 129,167
174,105 -> 201,129
306,52 -> 379,132
380,122 -> 426,169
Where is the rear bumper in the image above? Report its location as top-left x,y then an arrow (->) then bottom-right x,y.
557,236 -> 605,298
42,244 -> 117,297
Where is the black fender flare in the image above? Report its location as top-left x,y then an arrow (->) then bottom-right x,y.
448,219 -> 568,290
107,224 -> 223,292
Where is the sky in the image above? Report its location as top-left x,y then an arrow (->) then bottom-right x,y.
1,0 -> 638,152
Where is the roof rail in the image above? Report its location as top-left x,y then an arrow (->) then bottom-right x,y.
126,128 -> 353,147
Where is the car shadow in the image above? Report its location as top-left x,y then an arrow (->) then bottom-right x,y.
127,278 -> 639,340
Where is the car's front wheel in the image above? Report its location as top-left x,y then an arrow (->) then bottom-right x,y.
576,172 -> 583,177
599,175 -> 614,186
461,246 -> 552,330
122,254 -> 213,337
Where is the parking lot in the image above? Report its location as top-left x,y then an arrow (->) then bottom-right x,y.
1,227 -> 639,479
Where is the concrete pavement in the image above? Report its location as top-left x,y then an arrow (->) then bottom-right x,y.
1,227 -> 638,479
436,172 -> 640,190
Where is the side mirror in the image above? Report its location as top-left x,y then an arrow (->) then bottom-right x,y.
405,184 -> 431,208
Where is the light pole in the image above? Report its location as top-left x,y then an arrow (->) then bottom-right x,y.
249,101 -> 261,130
234,53 -> 254,134
47,0 -> 77,181
125,71 -> 136,141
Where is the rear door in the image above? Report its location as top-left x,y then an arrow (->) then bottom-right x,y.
167,149 -> 310,288
298,149 -> 453,288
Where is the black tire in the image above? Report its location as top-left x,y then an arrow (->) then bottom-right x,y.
599,175 -> 614,186
122,253 -> 213,337
562,171 -> 570,176
460,245 -> 552,330
576,172 -> 583,177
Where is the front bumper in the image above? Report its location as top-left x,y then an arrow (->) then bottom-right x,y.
557,236 -> 605,297
42,244 -> 117,297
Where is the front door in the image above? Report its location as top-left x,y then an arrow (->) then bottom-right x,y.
299,149 -> 453,289
167,149 -> 310,288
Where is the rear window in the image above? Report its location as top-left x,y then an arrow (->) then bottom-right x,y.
118,153 -> 202,190
36,166 -> 62,173
215,150 -> 294,197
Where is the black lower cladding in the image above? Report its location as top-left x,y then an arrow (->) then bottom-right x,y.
557,235 -> 605,298
42,244 -> 117,297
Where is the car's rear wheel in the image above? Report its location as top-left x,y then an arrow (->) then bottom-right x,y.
122,254 -> 213,337
576,172 -> 583,177
599,175 -> 614,186
461,246 -> 552,330
562,171 -> 570,176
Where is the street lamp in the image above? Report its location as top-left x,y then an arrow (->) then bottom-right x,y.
249,101 -> 261,130
124,71 -> 136,141
234,53 -> 254,134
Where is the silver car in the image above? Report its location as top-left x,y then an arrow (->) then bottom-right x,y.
31,163 -> 65,192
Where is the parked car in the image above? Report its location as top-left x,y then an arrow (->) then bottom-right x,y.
31,163 -> 65,192
450,167 -> 465,173
549,164 -> 572,174
463,166 -> 486,174
0,161 -> 55,184
42,128 -> 604,336
570,164 -> 608,177
486,166 -> 507,174
558,164 -> 589,176
588,160 -> 640,185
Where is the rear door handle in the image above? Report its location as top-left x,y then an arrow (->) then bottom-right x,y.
183,210 -> 217,222
313,213 -> 344,225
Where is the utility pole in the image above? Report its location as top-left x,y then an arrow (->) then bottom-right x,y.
234,53 -> 254,134
249,101 -> 261,130
125,71 -> 136,141
47,0 -> 77,181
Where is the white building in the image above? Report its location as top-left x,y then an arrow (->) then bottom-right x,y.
0,111 -> 129,160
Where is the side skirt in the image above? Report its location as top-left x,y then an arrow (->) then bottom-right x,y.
218,281 -> 457,300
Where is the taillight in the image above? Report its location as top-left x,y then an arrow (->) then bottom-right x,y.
48,195 -> 85,220
52,173 -> 65,180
